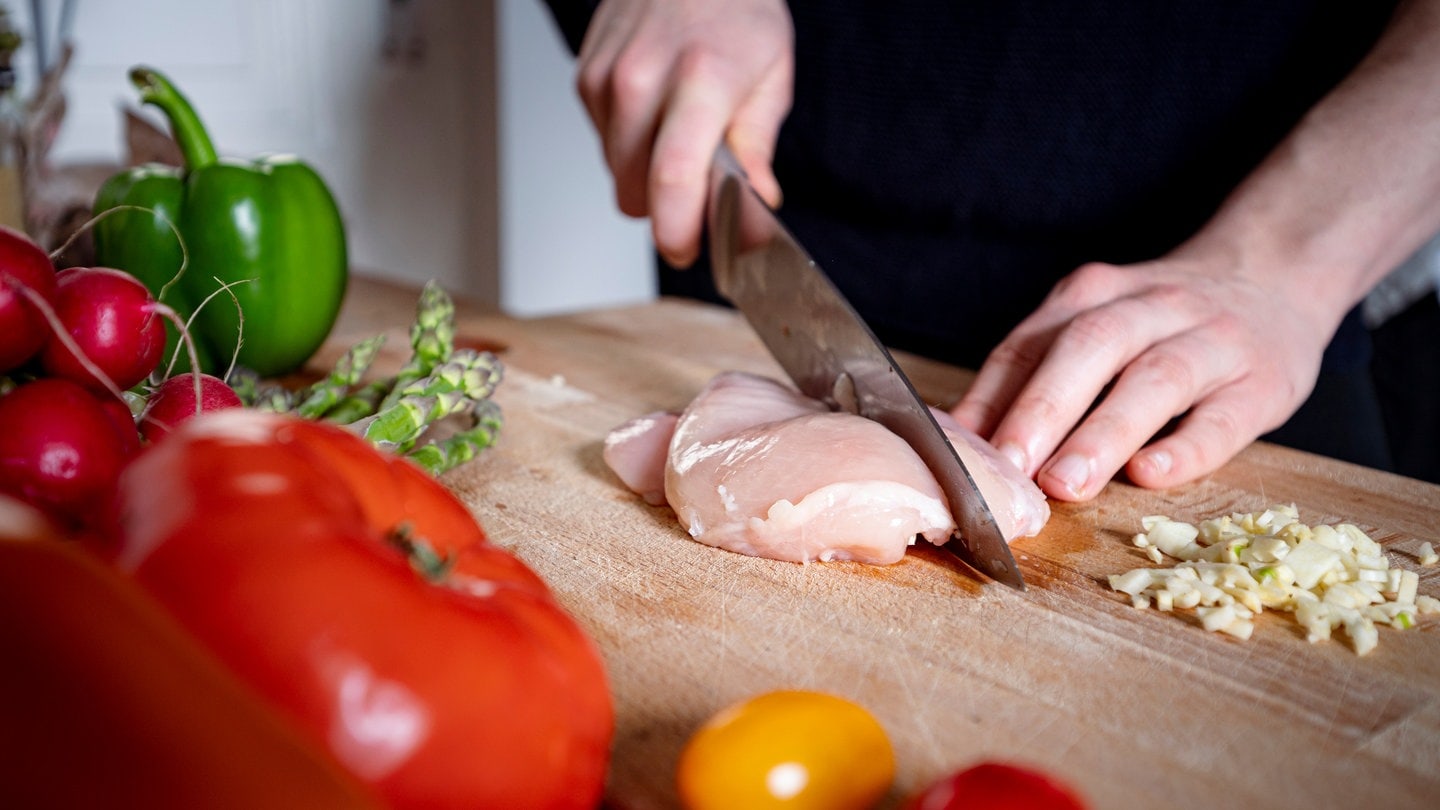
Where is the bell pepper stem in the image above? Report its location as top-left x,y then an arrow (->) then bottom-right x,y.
130,66 -> 219,170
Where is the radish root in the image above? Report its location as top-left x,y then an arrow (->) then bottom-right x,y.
52,204 -> 191,306
163,277 -> 253,379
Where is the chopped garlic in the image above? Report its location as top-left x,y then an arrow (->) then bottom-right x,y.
1418,542 -> 1438,566
1396,569 -> 1420,607
1197,604 -> 1236,633
1220,617 -> 1255,640
1107,506 -> 1436,656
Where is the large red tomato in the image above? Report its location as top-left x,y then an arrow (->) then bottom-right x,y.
94,410 -> 613,809
0,495 -> 377,807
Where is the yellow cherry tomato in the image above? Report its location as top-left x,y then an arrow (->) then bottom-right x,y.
677,690 -> 895,810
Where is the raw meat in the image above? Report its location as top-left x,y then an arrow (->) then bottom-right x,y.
931,409 -> 1052,542
603,371 -> 1049,564
602,411 -> 678,506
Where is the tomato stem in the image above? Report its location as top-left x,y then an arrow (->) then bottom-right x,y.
389,525 -> 455,583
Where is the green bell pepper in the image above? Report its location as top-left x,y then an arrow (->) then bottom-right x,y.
93,66 -> 347,378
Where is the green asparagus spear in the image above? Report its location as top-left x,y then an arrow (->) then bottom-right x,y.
294,334 -> 386,419
361,350 -> 504,451
406,400 -> 503,475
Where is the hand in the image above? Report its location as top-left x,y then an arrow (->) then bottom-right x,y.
951,257 -> 1336,502
575,0 -> 794,268
949,0 -> 1440,502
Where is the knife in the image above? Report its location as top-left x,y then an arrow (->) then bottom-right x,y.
706,146 -> 1025,590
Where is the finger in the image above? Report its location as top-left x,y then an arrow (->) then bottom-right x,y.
987,291 -> 1206,477
1126,380 -> 1303,490
1034,331 -> 1244,501
604,45 -> 673,217
648,52 -> 744,267
950,320 -> 1061,452
726,56 -> 793,208
575,3 -> 668,216
951,263 -> 1132,438
575,1 -> 640,136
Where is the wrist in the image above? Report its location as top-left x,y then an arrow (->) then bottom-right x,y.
1171,209 -> 1360,336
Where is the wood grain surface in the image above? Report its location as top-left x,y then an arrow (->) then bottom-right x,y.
326,276 -> 1440,809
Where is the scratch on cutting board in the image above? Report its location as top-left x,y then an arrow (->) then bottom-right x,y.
1317,657 -> 1366,749
712,572 -> 738,684
1011,709 -> 1069,756
890,655 -> 950,766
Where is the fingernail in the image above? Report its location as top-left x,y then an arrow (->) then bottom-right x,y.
1046,454 -> 1093,498
1142,449 -> 1172,477
659,250 -> 694,270
998,442 -> 1028,475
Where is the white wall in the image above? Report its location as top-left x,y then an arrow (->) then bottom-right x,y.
11,0 -> 652,315
496,0 -> 654,315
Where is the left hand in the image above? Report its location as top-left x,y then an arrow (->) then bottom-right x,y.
954,0 -> 1440,502
951,256 -> 1335,501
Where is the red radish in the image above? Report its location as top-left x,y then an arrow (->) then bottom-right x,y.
139,373 -> 243,443
0,378 -> 128,529
0,225 -> 59,372
94,393 -> 143,458
39,267 -> 168,393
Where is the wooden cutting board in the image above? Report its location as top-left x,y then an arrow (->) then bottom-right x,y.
325,276 -> 1440,809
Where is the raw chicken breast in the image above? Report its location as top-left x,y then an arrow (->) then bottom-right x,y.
602,411 -> 679,506
603,371 -> 1049,565
931,410 -> 1051,541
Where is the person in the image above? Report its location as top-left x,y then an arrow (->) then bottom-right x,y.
540,0 -> 1440,499
1366,235 -> 1440,483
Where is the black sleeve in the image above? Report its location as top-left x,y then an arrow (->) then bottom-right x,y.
539,0 -> 600,55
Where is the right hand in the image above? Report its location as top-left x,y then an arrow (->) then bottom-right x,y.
576,0 -> 795,268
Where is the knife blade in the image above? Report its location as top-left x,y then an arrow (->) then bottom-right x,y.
706,146 -> 1025,590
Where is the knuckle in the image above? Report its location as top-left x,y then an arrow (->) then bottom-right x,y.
1129,348 -> 1196,393
1051,262 -> 1123,305
575,60 -> 606,103
651,142 -> 709,192
985,337 -> 1047,371
1144,282 -> 1193,312
610,50 -> 667,102
1206,309 -> 1246,338
1188,405 -> 1247,450
1011,389 -> 1067,427
953,400 -> 1002,435
1063,307 -> 1130,354
674,45 -> 724,84
1075,260 -> 1121,282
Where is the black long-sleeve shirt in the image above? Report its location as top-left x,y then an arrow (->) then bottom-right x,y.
541,0 -> 1396,372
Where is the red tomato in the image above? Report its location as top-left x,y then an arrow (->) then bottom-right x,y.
907,762 -> 1087,810
94,410 -> 613,809
0,495 -> 378,808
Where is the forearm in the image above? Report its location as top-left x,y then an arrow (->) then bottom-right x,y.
1181,0 -> 1440,326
